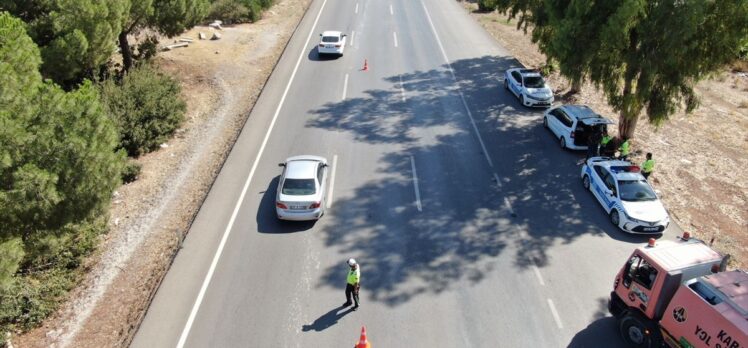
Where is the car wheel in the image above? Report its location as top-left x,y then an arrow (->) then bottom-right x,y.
504,79 -> 509,90
619,312 -> 661,348
520,94 -> 526,106
610,210 -> 620,227
543,117 -> 548,128
582,175 -> 590,190
560,137 -> 566,149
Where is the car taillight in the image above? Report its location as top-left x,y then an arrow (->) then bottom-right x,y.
309,202 -> 321,209
276,202 -> 288,209
319,44 -> 324,47
335,44 -> 341,48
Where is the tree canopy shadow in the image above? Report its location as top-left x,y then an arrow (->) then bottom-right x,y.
304,55 -> 648,306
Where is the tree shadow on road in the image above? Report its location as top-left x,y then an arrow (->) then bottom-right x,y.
304,54 -> 649,306
301,306 -> 354,332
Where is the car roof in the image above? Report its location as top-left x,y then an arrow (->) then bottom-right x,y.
558,105 -> 602,120
589,157 -> 646,181
285,160 -> 318,179
321,31 -> 342,37
507,68 -> 543,77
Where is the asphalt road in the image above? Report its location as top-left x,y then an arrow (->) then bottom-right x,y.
131,0 -> 682,346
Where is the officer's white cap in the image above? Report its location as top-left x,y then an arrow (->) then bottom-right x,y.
347,258 -> 357,266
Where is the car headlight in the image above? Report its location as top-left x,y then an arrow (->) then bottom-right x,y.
623,212 -> 647,225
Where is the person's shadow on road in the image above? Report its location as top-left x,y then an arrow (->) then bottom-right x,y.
301,306 -> 354,332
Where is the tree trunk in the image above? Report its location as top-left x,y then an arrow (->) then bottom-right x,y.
569,79 -> 582,94
118,31 -> 133,73
617,77 -> 639,139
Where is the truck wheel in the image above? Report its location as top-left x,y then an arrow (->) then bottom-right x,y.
619,313 -> 661,348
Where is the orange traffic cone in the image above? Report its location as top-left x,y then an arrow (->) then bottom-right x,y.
362,59 -> 369,71
355,326 -> 371,348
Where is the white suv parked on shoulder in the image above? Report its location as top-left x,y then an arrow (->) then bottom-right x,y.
543,104 -> 614,150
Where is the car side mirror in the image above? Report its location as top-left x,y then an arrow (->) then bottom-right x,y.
342,34 -> 347,37
278,163 -> 285,167
319,33 -> 322,36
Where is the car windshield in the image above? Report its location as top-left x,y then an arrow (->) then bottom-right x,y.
322,36 -> 339,43
282,178 -> 316,195
523,76 -> 545,88
618,180 -> 657,202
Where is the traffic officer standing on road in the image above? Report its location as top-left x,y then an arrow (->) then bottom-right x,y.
642,152 -> 655,180
343,258 -> 360,311
600,129 -> 613,156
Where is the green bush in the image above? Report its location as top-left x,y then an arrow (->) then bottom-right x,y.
207,0 -> 275,24
100,64 -> 187,157
121,160 -> 142,184
477,0 -> 497,12
208,0 -> 251,24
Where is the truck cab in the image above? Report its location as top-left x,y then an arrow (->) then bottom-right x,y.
609,234 -> 725,347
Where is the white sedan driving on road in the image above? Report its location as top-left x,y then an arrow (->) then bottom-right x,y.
504,68 -> 554,107
276,155 -> 328,221
581,157 -> 670,234
318,31 -> 347,57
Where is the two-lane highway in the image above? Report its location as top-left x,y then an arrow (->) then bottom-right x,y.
132,0 -> 679,346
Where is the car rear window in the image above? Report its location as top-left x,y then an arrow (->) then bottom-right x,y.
618,180 -> 657,202
523,76 -> 545,88
322,36 -> 339,43
282,179 -> 316,195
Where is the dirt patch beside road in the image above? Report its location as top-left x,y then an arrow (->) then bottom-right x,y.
463,3 -> 747,267
12,0 -> 311,347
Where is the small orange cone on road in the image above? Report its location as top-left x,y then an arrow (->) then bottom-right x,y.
355,326 -> 371,348
362,59 -> 369,71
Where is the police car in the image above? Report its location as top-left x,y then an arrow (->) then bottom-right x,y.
580,157 -> 670,234
504,68 -> 554,107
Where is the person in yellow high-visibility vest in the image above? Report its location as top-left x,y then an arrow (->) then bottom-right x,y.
344,258 -> 360,310
600,129 -> 614,156
618,137 -> 631,161
642,153 -> 655,180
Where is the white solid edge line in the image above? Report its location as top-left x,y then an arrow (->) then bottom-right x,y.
390,4 -> 393,15
342,74 -> 349,100
326,155 -> 337,209
547,299 -> 564,329
350,31 -> 355,47
399,75 -> 406,102
410,156 -> 422,212
393,32 -> 398,48
420,1 -> 494,168
175,0 -> 330,346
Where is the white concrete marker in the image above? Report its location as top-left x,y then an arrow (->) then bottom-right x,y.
410,156 -> 422,212
326,155 -> 337,209
393,32 -> 398,48
342,73 -> 349,100
355,3 -> 358,14
421,0 -> 494,168
547,299 -> 564,329
175,0 -> 331,346
399,75 -> 406,102
390,4 -> 393,15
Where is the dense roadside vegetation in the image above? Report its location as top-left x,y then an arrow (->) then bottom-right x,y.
0,0 -> 275,344
481,0 -> 748,139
